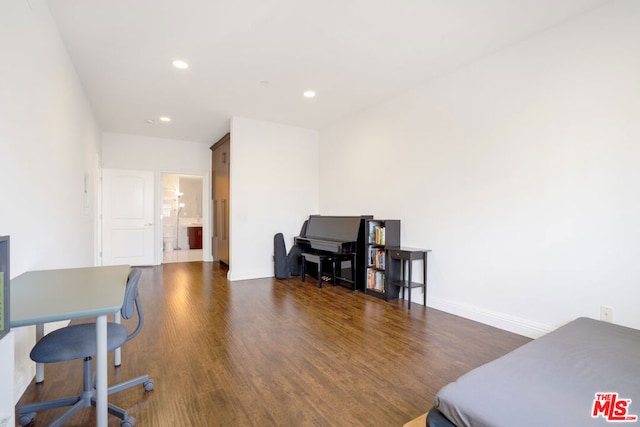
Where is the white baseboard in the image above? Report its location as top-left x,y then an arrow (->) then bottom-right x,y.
428,297 -> 553,339
227,270 -> 273,282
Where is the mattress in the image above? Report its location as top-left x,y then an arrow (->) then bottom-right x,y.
433,317 -> 640,427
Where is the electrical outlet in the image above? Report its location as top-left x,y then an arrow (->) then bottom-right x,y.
600,306 -> 613,323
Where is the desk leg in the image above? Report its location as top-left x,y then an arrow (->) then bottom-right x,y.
408,260 -> 412,310
400,261 -> 405,300
423,252 -> 428,307
114,311 -> 121,367
35,323 -> 45,383
95,315 -> 108,427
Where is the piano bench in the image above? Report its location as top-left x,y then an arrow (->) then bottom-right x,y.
301,253 -> 335,288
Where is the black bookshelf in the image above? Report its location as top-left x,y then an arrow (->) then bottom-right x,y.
363,219 -> 400,300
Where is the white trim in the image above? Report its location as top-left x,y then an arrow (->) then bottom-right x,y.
428,297 -> 553,339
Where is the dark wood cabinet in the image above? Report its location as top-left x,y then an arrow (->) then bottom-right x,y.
211,133 -> 230,265
187,226 -> 203,250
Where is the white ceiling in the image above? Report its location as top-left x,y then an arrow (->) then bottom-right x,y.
46,0 -> 610,144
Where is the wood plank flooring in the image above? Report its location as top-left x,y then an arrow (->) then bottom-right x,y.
16,262 -> 530,426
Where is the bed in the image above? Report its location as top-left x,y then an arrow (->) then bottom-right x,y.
427,317 -> 640,427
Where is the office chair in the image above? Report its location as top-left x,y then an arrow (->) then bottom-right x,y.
18,268 -> 154,427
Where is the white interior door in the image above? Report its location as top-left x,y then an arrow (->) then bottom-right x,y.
102,169 -> 155,266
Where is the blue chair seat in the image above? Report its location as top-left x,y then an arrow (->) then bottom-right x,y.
30,323 -> 128,363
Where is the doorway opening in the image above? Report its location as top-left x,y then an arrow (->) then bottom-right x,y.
161,173 -> 204,263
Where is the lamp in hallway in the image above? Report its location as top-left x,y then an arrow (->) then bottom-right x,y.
175,190 -> 185,250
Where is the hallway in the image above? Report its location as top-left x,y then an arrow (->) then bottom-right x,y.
162,249 -> 203,264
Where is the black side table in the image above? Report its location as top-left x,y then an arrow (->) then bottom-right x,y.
386,247 -> 431,310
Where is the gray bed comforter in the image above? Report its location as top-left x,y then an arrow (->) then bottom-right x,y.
434,317 -> 640,427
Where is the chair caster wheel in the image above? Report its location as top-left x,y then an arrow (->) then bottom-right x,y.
19,412 -> 36,426
121,416 -> 135,427
144,379 -> 154,391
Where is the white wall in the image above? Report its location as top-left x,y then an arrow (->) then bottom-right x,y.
102,132 -> 213,264
0,0 -> 102,412
229,117 -> 319,280
319,0 -> 640,338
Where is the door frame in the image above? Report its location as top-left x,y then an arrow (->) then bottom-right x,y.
96,168 -> 212,266
158,170 -> 212,264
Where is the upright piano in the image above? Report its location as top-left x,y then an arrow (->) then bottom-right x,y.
294,215 -> 371,290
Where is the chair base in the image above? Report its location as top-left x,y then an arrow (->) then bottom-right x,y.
18,356 -> 153,427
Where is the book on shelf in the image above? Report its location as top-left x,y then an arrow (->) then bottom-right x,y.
374,249 -> 385,269
368,222 -> 386,245
367,247 -> 386,269
366,269 -> 385,293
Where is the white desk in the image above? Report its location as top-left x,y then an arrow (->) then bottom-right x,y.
11,265 -> 130,427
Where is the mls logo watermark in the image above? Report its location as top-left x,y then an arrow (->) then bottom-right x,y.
592,393 -> 638,422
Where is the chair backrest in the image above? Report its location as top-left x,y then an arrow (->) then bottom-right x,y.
122,267 -> 144,341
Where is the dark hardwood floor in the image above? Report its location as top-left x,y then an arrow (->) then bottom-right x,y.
16,262 -> 530,426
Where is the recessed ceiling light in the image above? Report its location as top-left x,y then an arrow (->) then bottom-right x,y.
172,60 -> 189,69
303,90 -> 316,98
146,119 -> 154,124
159,116 -> 171,123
